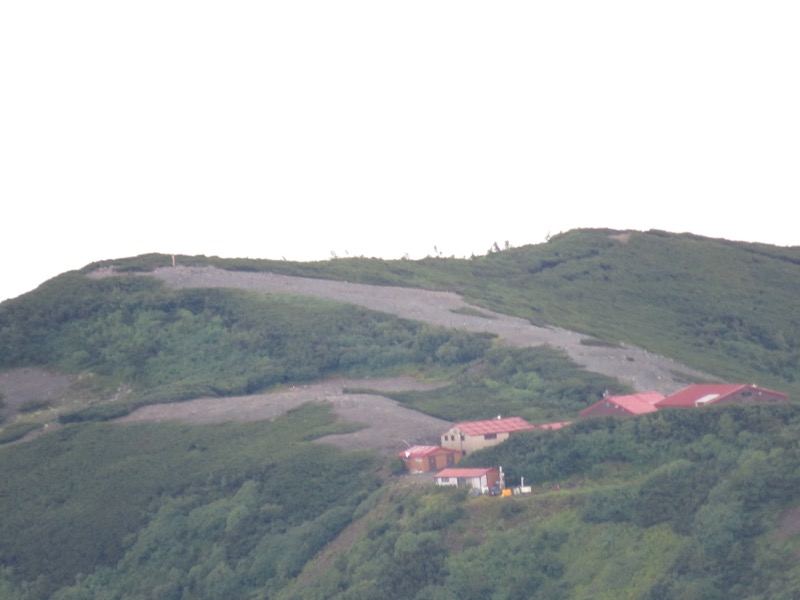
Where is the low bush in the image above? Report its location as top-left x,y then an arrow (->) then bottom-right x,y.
0,422 -> 42,445
58,403 -> 134,423
18,399 -> 51,413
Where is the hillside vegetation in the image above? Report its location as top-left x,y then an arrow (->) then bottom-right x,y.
0,263 -> 623,426
1,228 -> 799,598
285,404 -> 800,600
78,228 -> 800,395
0,404 -> 378,598
4,404 -> 800,599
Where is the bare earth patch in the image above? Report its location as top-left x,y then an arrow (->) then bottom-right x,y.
136,265 -> 715,393
609,232 -> 632,244
0,368 -> 75,422
115,377 -> 450,454
776,505 -> 800,543
8,266 -> 718,450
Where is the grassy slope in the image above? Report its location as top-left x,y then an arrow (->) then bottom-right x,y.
0,276 -> 496,423
2,229 -> 800,598
279,404 -> 800,599
0,403 -> 378,598
8,403 -> 796,599
81,228 -> 800,396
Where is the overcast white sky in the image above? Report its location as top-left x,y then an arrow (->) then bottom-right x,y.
2,2 -> 798,302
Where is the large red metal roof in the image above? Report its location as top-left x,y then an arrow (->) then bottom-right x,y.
610,391 -> 664,414
449,417 -> 535,436
657,384 -> 787,408
435,467 -> 496,478
658,384 -> 744,408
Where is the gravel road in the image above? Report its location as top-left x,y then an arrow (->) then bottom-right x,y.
145,265 -> 713,393
4,265 -> 715,452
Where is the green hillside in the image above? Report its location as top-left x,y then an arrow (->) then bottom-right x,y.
282,404 -> 800,599
77,228 -> 800,396
1,228 -> 799,598
0,272 -> 619,426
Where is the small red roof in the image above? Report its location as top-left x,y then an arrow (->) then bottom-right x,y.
449,417 -> 535,436
398,445 -> 458,459
579,392 -> 664,417
435,467 -> 496,479
657,384 -> 788,408
614,392 -> 664,414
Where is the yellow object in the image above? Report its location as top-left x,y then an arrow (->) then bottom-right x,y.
501,489 -> 512,497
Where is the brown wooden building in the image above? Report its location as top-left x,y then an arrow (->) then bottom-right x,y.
397,445 -> 460,473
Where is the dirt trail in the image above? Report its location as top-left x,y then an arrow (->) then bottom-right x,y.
142,265 -> 713,393
3,266 -> 716,450
116,377 -> 450,453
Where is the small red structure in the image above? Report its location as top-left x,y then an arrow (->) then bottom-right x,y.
656,384 -> 788,408
397,445 -> 460,473
580,392 -> 665,418
434,467 -> 501,492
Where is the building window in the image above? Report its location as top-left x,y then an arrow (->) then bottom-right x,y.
484,433 -> 497,440
460,435 -> 465,441
440,477 -> 450,483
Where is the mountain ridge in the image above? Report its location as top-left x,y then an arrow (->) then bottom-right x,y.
2,228 -> 800,598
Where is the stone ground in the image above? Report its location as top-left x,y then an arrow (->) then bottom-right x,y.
115,376 -> 450,453
143,265 -> 713,394
2,266 -> 717,450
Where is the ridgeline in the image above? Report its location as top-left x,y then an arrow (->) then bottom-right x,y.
1,228 -> 799,598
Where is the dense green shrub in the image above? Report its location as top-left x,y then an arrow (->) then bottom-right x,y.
0,422 -> 42,445
3,231 -> 800,598
58,402 -> 134,423
64,230 -> 800,397
5,403 -> 800,598
386,345 -> 625,422
0,403 -> 379,597
17,399 -> 50,413
0,275 -> 499,416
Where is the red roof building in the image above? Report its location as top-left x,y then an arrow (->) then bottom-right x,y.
433,467 -> 502,492
580,392 -> 665,419
397,445 -> 460,473
657,384 -> 788,409
440,417 -> 535,456
452,416 -> 536,437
